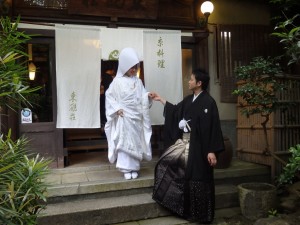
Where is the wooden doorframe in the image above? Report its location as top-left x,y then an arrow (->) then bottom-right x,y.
18,29 -> 64,168
182,33 -> 209,73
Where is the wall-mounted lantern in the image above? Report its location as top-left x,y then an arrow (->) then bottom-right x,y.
28,44 -> 36,80
28,61 -> 36,80
197,1 -> 214,28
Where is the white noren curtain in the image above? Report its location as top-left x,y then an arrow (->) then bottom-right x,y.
143,30 -> 183,125
55,24 -> 101,128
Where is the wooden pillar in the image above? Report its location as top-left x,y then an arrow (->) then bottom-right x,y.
193,30 -> 209,73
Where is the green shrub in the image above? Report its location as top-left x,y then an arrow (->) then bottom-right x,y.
277,144 -> 300,187
0,131 -> 51,225
233,57 -> 284,119
269,0 -> 300,67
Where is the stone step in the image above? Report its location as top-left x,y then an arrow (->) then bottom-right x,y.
45,158 -> 270,200
46,166 -> 155,202
38,192 -> 168,225
38,184 -> 238,225
111,207 -> 242,225
39,158 -> 271,225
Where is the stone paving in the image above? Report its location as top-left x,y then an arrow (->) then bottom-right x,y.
43,152 -> 298,225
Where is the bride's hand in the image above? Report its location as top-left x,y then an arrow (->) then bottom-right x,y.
117,109 -> 124,117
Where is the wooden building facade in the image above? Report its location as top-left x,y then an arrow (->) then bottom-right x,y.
2,0 -> 298,175
2,0 -> 211,168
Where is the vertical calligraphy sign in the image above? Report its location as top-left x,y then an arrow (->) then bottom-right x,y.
56,24 -> 101,128
69,91 -> 77,121
143,30 -> 183,125
157,36 -> 165,69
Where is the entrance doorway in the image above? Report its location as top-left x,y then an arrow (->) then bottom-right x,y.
63,60 -> 154,167
19,36 -> 64,168
63,44 -> 195,167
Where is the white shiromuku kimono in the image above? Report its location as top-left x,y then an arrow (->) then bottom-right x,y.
104,48 -> 152,173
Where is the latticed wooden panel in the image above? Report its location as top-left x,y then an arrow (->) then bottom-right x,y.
274,78 -> 300,152
237,124 -> 273,166
217,24 -> 281,103
236,76 -> 300,176
237,108 -> 274,129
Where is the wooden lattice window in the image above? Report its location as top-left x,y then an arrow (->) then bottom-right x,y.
217,24 -> 281,103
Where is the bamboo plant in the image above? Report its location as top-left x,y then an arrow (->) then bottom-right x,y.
0,16 -> 51,225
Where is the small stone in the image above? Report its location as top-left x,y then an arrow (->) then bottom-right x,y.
280,199 -> 297,213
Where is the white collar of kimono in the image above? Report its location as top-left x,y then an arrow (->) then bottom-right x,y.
193,91 -> 203,102
116,47 -> 140,78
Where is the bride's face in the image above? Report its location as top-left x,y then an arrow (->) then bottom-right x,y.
126,64 -> 139,77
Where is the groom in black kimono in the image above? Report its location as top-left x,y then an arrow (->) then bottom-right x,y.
150,69 -> 224,224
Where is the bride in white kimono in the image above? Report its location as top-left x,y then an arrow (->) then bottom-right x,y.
105,47 -> 152,180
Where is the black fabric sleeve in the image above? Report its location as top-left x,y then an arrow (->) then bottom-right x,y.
207,100 -> 225,154
163,101 -> 183,149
